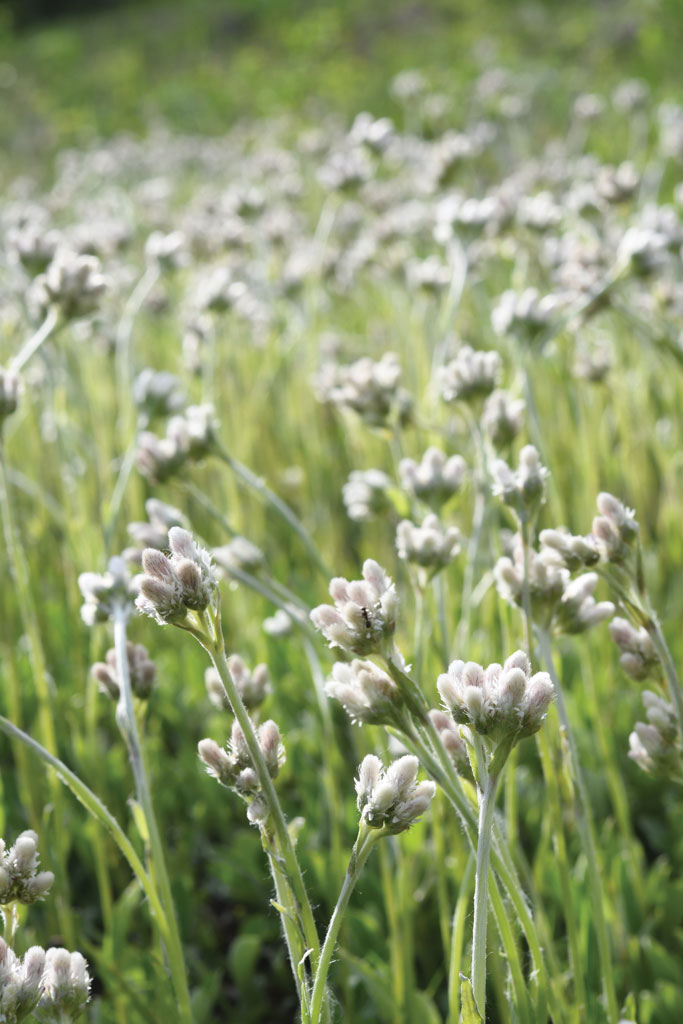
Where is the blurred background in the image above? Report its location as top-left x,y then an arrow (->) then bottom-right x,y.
1,0 -> 682,172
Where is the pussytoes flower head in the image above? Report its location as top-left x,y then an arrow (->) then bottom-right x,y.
90,642 -> 156,702
355,754 -> 436,834
136,527 -> 217,625
609,617 -> 659,681
311,559 -> 398,656
325,659 -> 401,725
438,650 -> 554,743
591,492 -> 638,563
398,446 -> 466,506
78,557 -> 138,625
33,948 -> 91,1024
437,345 -> 501,404
0,831 -> 54,906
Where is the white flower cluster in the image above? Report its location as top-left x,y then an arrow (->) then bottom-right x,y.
494,536 -> 614,634
315,352 -> 409,426
90,642 -> 157,702
355,755 -> 436,834
78,556 -> 138,625
398,446 -> 466,505
491,445 -> 549,521
0,832 -> 54,907
132,368 -> 186,421
198,719 -> 284,824
0,940 -> 91,1024
311,560 -> 398,656
213,537 -> 265,574
124,499 -> 188,565
628,691 -> 683,781
205,655 -> 270,711
481,389 -> 525,449
437,650 -> 554,743
136,527 -> 217,625
591,492 -> 638,563
32,249 -> 107,319
325,659 -> 400,726
136,403 -> 216,482
395,514 -> 460,574
437,345 -> 501,404
342,469 -> 392,522
609,618 -> 659,681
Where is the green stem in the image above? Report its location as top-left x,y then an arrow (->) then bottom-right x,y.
205,623 -> 322,994
472,768 -> 502,1017
113,608 -> 193,1024
536,629 -> 618,1024
0,903 -> 19,947
447,854 -> 475,1024
11,305 -> 60,372
308,829 -> 376,1024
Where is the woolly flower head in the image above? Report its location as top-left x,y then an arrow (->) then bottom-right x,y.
609,618 -> 659,681
326,659 -> 401,726
438,650 -> 554,744
0,831 -> 54,906
78,557 -> 138,626
398,446 -> 466,506
355,754 -> 435,834
315,352 -> 410,427
396,514 -> 460,577
0,939 -> 46,1022
591,492 -> 638,563
90,642 -> 156,702
136,527 -> 217,625
628,691 -> 683,782
33,947 -> 91,1024
198,720 -> 285,825
311,560 -> 398,656
437,345 -> 501,404
342,468 -> 392,522
491,445 -> 549,522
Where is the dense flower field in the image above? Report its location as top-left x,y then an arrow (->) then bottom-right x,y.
2,59 -> 683,1023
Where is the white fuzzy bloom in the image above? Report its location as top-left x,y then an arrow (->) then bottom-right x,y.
311,559 -> 398,656
342,469 -> 392,522
136,527 -> 217,625
491,288 -> 561,337
395,514 -> 460,574
398,447 -> 466,505
481,390 -> 525,449
315,352 -> 408,426
326,659 -> 400,725
491,445 -> 549,520
34,947 -> 91,1024
356,754 -> 435,833
609,618 -> 658,681
437,345 -> 501,403
438,650 -> 553,742
33,248 -> 107,318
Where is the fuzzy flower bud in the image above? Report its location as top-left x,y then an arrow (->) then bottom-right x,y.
553,573 -> 615,635
437,345 -> 501,404
311,559 -> 398,656
539,527 -> 599,570
33,948 -> 91,1024
429,709 -> 472,779
226,655 -> 271,711
34,248 -> 107,319
628,694 -> 683,782
136,528 -> 217,625
395,514 -> 460,576
0,831 -> 54,907
326,659 -> 401,725
398,446 -> 466,506
91,642 -> 156,702
355,754 -> 435,834
438,650 -> 554,743
315,352 -> 410,427
481,389 -> 525,449
491,445 -> 549,521
609,617 -> 659,680
132,368 -> 186,421
342,469 -> 392,522
78,556 -> 138,625
591,492 -> 638,563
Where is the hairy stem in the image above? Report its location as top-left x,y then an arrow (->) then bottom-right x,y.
472,769 -> 502,1017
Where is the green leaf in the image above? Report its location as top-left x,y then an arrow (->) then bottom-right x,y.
459,976 -> 483,1023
